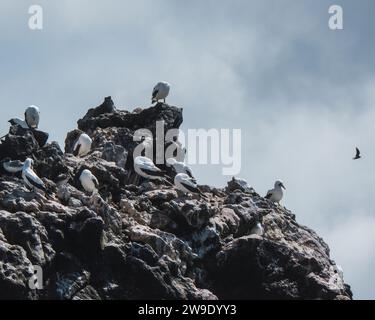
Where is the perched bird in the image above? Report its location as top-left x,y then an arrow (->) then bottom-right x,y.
73,133 -> 92,157
22,158 -> 47,193
79,169 -> 99,194
353,147 -> 361,160
25,105 -> 40,129
152,82 -> 170,103
166,158 -> 196,183
8,117 -> 29,129
250,222 -> 264,236
134,156 -> 167,181
2,158 -> 24,174
174,173 -> 205,197
265,180 -> 286,204
55,173 -> 71,186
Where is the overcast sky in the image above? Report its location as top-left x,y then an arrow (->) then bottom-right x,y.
1,0 -> 374,299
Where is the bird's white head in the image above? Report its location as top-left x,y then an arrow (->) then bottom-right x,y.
174,173 -> 189,184
23,158 -> 34,169
79,169 -> 92,182
81,169 -> 91,176
27,105 -> 40,113
25,105 -> 40,128
134,156 -> 154,165
275,180 -> 286,190
80,133 -> 92,143
166,158 -> 177,167
134,156 -> 143,165
160,81 -> 170,88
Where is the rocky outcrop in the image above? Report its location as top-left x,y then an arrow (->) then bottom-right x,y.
0,97 -> 352,300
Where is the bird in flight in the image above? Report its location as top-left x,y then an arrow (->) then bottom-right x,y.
353,147 -> 361,160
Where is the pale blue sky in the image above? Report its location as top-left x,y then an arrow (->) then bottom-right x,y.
1,0 -> 375,299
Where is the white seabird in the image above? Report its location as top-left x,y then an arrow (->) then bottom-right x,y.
166,158 -> 196,183
134,156 -> 167,181
79,169 -> 99,194
152,82 -> 170,103
265,180 -> 286,204
8,118 -> 29,129
174,173 -> 204,196
73,133 -> 93,157
250,222 -> 264,236
25,105 -> 40,129
22,158 -> 47,193
3,158 -> 24,174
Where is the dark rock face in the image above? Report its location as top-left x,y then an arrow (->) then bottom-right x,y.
69,97 -> 183,172
0,97 -> 352,300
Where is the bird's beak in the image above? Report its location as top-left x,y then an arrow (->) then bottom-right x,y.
281,184 -> 286,190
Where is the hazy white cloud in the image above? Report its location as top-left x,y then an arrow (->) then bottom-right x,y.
325,213 -> 375,299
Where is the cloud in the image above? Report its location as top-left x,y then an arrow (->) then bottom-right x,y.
325,213 -> 375,299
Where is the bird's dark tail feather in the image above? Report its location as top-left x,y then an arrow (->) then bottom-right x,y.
152,170 -> 167,177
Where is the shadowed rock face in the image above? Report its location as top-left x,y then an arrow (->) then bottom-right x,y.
0,97 -> 352,300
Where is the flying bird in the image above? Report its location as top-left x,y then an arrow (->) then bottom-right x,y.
166,158 -> 196,183
73,133 -> 92,157
353,147 -> 361,160
265,180 -> 286,204
174,173 -> 205,197
2,158 -> 24,174
152,82 -> 170,104
79,169 -> 99,194
134,156 -> 168,182
22,158 -> 47,193
25,105 -> 40,129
